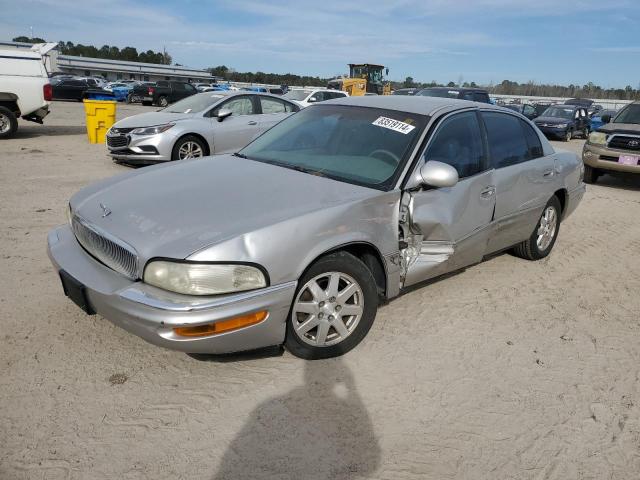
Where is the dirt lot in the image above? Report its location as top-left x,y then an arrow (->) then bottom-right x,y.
1,101 -> 640,480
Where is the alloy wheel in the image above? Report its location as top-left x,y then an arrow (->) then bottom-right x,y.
0,113 -> 10,134
536,206 -> 557,251
292,271 -> 364,347
177,141 -> 204,159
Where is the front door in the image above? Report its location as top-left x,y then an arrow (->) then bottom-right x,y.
210,95 -> 261,154
401,111 -> 496,287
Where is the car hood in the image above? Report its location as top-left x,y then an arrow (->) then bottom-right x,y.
597,123 -> 640,134
534,116 -> 572,124
70,155 -> 380,262
113,111 -> 196,128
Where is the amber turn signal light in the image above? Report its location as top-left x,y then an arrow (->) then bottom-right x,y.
173,311 -> 268,338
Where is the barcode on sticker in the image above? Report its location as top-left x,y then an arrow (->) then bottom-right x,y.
372,117 -> 416,134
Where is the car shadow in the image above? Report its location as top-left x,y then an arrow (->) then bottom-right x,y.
13,125 -> 88,138
187,345 -> 285,363
211,357 -> 381,480
595,172 -> 640,191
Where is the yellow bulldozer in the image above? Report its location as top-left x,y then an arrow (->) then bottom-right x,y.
327,63 -> 391,96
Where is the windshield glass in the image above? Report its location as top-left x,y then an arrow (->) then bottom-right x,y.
240,105 -> 427,190
613,104 -> 640,124
284,90 -> 312,101
163,92 -> 225,113
541,107 -> 574,119
419,88 -> 459,99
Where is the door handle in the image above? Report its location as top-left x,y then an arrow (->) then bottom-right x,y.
247,120 -> 258,125
480,186 -> 496,198
543,169 -> 555,177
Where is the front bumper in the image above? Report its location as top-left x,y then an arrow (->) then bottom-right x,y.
535,125 -> 568,138
106,130 -> 175,163
582,143 -> 640,174
47,225 -> 297,354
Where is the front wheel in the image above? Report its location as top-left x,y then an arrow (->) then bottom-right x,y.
285,252 -> 378,359
583,164 -> 599,184
563,129 -> 572,142
157,96 -> 169,108
0,106 -> 18,139
171,135 -> 206,160
512,196 -> 561,260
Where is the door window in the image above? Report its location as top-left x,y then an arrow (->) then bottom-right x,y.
481,112 -> 530,168
219,97 -> 254,116
519,119 -> 544,160
462,91 -> 475,101
523,105 -> 535,117
260,97 -> 288,114
474,92 -> 490,103
424,111 -> 484,178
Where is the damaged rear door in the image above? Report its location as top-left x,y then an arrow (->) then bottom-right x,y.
400,110 -> 496,287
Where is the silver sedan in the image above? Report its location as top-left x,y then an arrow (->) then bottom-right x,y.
49,96 -> 585,359
106,91 -> 299,164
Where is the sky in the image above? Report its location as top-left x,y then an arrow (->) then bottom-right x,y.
2,0 -> 640,88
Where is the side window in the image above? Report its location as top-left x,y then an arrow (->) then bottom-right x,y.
260,97 -> 287,114
310,92 -> 325,102
524,105 -> 535,116
481,112 -> 530,168
519,119 -> 544,160
574,110 -> 580,120
157,81 -> 168,87
424,111 -> 484,178
220,97 -> 254,116
462,91 -> 475,101
474,92 -> 489,103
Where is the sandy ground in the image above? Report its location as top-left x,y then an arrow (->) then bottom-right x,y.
1,101 -> 640,480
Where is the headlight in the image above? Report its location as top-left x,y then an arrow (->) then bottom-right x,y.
588,131 -> 607,145
555,123 -> 568,128
143,260 -> 267,295
130,123 -> 175,135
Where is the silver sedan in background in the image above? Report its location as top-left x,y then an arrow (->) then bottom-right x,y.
106,91 -> 300,164
49,96 -> 585,359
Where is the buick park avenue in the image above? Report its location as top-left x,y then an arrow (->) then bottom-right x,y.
48,97 -> 585,359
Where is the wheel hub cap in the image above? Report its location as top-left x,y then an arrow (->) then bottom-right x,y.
178,141 -> 203,159
536,206 -> 557,250
0,113 -> 9,133
292,271 -> 364,347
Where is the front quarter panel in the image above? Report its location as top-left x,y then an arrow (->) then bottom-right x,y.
188,190 -> 402,296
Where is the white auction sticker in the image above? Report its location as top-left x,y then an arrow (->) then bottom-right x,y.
372,116 -> 416,134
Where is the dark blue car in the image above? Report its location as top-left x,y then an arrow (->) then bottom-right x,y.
533,104 -> 590,142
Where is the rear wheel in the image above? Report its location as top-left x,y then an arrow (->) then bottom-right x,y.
285,251 -> 378,359
513,196 -> 561,260
0,106 -> 18,139
157,96 -> 169,108
171,135 -> 206,160
583,164 -> 599,184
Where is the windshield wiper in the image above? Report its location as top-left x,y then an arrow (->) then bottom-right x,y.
233,152 -> 248,159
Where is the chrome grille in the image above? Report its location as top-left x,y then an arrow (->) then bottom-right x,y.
71,216 -> 139,279
608,135 -> 640,151
107,135 -> 128,148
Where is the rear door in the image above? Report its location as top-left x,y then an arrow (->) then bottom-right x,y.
481,111 -> 555,253
401,110 -> 496,286
210,95 -> 261,153
255,96 -> 297,133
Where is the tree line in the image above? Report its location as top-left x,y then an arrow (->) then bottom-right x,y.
12,37 -> 172,65
207,65 -> 330,87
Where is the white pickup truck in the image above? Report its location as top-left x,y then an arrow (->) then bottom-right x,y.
0,43 -> 55,139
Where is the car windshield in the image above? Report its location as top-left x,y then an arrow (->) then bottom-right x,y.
240,105 -> 427,190
541,107 -> 574,119
162,92 -> 225,113
613,104 -> 640,124
419,88 -> 459,99
284,90 -> 313,101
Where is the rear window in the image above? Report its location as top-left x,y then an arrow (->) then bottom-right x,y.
419,88 -> 460,99
481,112 -> 530,168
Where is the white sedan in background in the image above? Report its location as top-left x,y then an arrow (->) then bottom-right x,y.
284,88 -> 348,108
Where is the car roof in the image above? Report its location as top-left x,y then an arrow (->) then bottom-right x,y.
324,95 -> 504,116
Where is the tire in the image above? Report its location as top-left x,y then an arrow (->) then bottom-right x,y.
563,129 -> 572,142
157,96 -> 169,108
582,127 -> 589,139
142,101 -> 152,106
126,93 -> 133,104
0,106 -> 18,139
583,164 -> 599,184
171,135 -> 207,160
285,251 -> 378,360
512,195 -> 562,261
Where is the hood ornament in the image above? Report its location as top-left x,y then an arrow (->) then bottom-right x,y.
99,203 -> 112,218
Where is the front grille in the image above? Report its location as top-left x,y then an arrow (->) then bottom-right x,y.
111,127 -> 134,134
608,135 -> 640,151
71,216 -> 139,279
107,135 -> 128,148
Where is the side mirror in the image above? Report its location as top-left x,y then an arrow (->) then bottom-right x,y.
419,161 -> 459,188
216,108 -> 232,122
601,114 -> 611,124
308,96 -> 318,103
